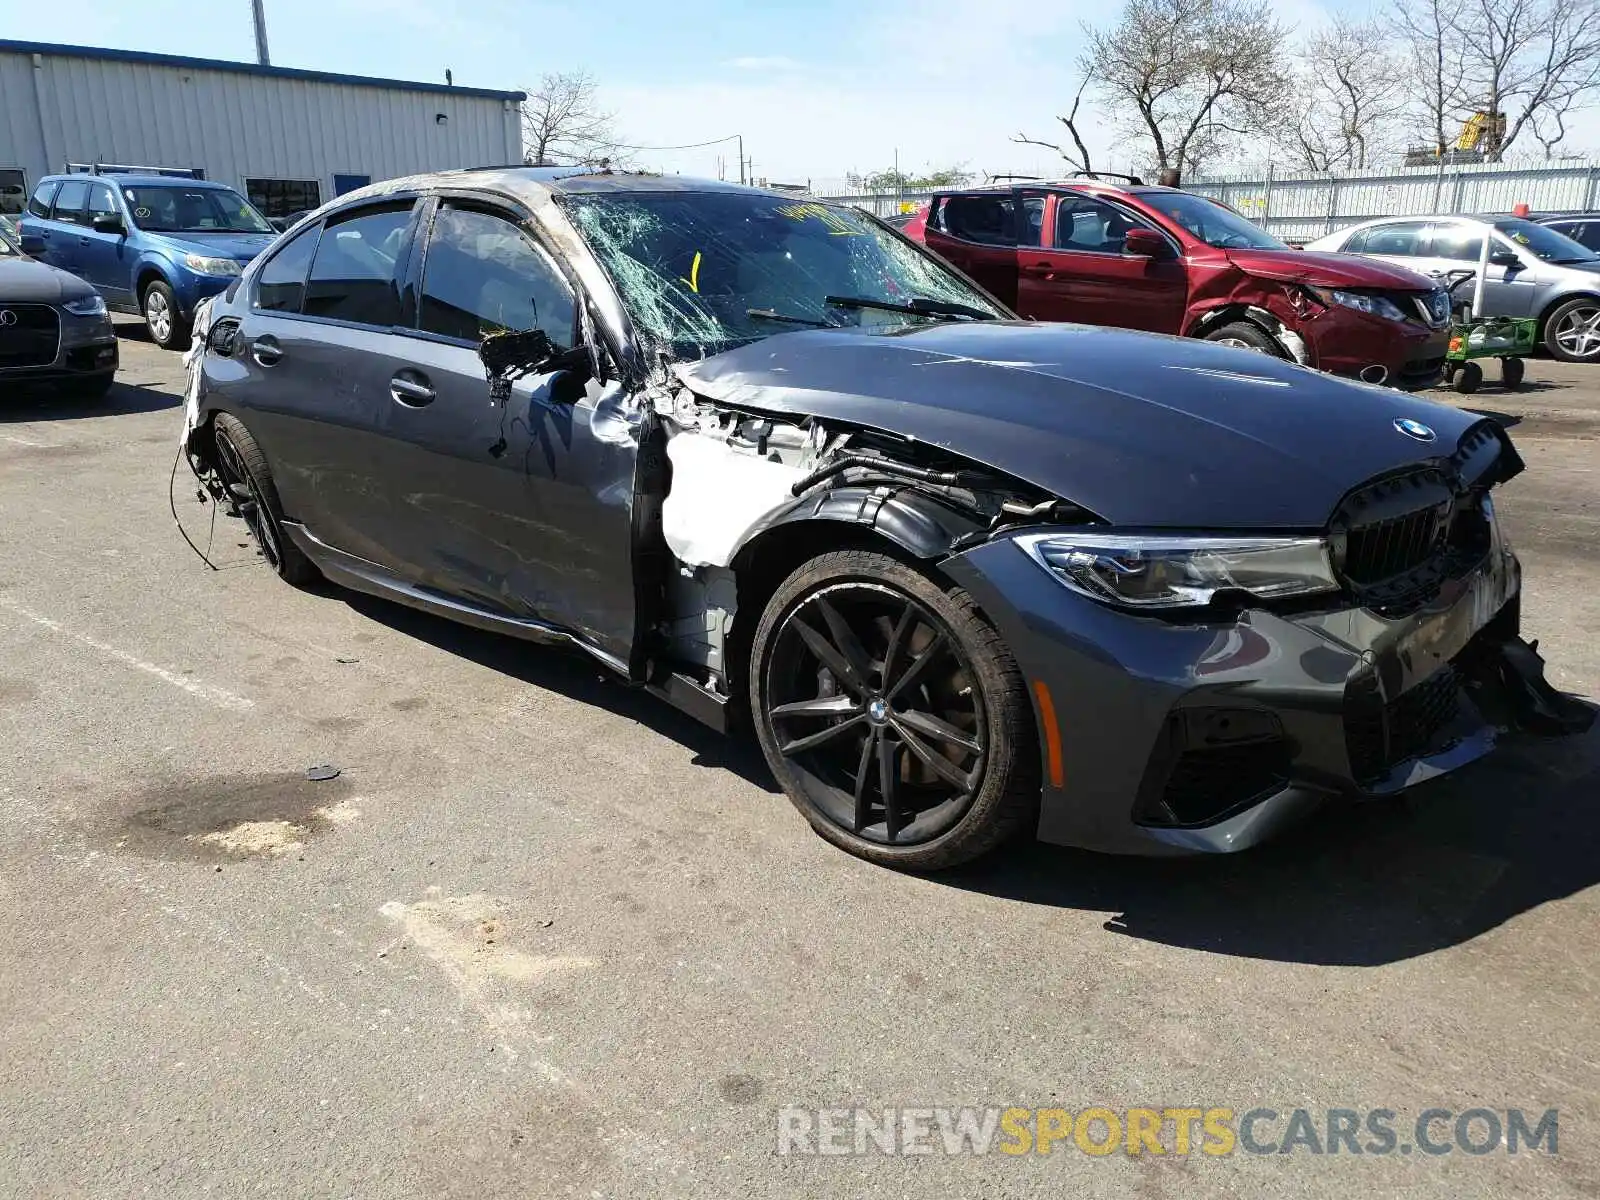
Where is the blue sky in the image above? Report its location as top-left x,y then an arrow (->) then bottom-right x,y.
4,0 -> 1395,183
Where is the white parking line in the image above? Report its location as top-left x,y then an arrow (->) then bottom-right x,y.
0,595 -> 254,711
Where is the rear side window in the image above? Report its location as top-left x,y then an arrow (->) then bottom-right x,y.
303,204 -> 413,326
938,195 -> 1016,246
255,223 -> 321,313
1555,221 -> 1600,251
51,179 -> 88,224
27,181 -> 59,218
1359,222 -> 1428,256
419,205 -> 575,347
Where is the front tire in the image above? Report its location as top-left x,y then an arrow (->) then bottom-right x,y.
212,414 -> 319,587
749,549 -> 1038,870
142,280 -> 192,351
1543,297 -> 1600,363
1202,321 -> 1284,357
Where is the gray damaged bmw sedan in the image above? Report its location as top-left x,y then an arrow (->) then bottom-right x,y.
0,222 -> 117,397
181,169 -> 1591,870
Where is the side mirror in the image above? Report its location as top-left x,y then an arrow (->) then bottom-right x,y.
91,214 -> 124,235
479,328 -> 593,398
1490,250 -> 1521,268
1123,228 -> 1171,258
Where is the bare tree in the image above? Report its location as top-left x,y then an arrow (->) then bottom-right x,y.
1390,0 -> 1468,156
1083,0 -> 1287,176
1392,0 -> 1600,159
1279,17 -> 1405,171
521,71 -> 622,167
1014,76 -> 1097,174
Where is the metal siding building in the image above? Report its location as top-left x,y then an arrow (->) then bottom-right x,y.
0,41 -> 524,218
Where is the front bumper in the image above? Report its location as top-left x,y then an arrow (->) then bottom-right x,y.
945,527 -> 1580,855
0,311 -> 117,387
175,274 -> 235,320
1301,306 -> 1450,389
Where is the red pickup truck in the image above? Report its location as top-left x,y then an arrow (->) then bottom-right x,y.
907,179 -> 1452,389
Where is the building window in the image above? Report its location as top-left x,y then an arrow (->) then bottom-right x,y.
245,179 -> 322,221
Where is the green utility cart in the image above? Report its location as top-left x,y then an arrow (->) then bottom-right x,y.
1441,264 -> 1536,395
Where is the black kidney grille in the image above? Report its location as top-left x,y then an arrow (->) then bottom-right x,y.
1346,667 -> 1461,784
1342,504 -> 1445,584
0,303 -> 60,368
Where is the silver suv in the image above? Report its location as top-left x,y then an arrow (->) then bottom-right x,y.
1305,216 -> 1600,363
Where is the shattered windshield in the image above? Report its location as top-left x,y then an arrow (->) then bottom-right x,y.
1136,191 -> 1289,250
122,185 -> 274,235
565,190 -> 1007,356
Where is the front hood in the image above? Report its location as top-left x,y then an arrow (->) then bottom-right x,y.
160,232 -> 277,263
0,256 -> 95,303
1228,248 -> 1439,291
674,322 -> 1496,529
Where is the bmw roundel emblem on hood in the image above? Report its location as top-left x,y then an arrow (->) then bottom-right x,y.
1393,417 -> 1436,442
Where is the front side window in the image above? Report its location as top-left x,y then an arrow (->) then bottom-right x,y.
1430,224 -> 1488,262
27,181 -> 59,218
1492,217 -> 1596,264
245,179 -> 322,222
86,183 -> 118,225
419,205 -> 575,346
567,191 -> 1006,357
303,205 -> 412,325
255,223 -> 321,313
1135,191 -> 1287,250
51,179 -> 88,223
1053,195 -> 1152,254
123,185 -> 273,234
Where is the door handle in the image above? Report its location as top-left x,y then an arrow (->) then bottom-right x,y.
78,236 -> 90,246
390,371 -> 435,407
251,336 -> 283,367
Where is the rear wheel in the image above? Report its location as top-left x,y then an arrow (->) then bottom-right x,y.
1543,297 -> 1600,363
749,549 -> 1038,871
212,414 -> 319,586
1500,357 -> 1526,388
1202,321 -> 1283,357
142,280 -> 191,351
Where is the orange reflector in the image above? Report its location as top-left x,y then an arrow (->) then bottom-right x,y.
1032,680 -> 1065,789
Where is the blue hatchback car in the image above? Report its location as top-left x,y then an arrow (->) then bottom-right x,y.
17,173 -> 279,350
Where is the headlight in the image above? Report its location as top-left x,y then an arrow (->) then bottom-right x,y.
185,253 -> 242,277
1016,532 -> 1339,609
1308,287 -> 1409,323
62,293 -> 108,317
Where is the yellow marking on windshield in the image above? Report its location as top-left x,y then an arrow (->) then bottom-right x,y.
679,250 -> 703,293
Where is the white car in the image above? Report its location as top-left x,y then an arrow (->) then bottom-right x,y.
1305,215 -> 1600,363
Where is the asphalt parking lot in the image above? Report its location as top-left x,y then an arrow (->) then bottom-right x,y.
2,324 -> 1597,1199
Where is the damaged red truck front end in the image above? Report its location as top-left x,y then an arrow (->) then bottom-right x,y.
914,180 -> 1453,388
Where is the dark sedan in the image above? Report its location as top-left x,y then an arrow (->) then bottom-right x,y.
0,222 -> 118,397
181,169 -> 1590,870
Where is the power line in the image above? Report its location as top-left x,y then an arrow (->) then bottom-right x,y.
607,133 -> 742,152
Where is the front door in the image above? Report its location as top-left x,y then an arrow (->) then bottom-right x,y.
1016,192 -> 1188,331
376,198 -> 639,659
78,181 -> 135,308
1428,222 -> 1537,317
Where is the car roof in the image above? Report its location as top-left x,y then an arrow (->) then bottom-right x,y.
42,173 -> 232,189
331,166 -> 807,211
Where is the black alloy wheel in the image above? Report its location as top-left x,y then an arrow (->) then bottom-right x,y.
211,414 -> 318,586
751,550 -> 1037,869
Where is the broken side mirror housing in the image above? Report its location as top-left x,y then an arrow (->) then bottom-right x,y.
479,327 -> 594,400
1123,228 -> 1171,259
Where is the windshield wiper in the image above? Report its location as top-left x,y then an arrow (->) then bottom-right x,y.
747,308 -> 835,328
823,295 -> 996,321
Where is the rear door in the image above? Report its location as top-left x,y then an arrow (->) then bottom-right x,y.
375,196 -> 639,656
40,178 -> 89,275
1016,190 -> 1187,331
78,181 -> 135,308
17,180 -> 59,259
219,199 -> 425,570
921,192 -> 1023,308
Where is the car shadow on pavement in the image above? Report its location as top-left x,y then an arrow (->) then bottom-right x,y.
934,716 -> 1600,967
337,592 -> 781,793
1,380 -> 180,421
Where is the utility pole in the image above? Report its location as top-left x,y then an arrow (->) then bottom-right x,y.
738,134 -> 745,186
251,0 -> 271,67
